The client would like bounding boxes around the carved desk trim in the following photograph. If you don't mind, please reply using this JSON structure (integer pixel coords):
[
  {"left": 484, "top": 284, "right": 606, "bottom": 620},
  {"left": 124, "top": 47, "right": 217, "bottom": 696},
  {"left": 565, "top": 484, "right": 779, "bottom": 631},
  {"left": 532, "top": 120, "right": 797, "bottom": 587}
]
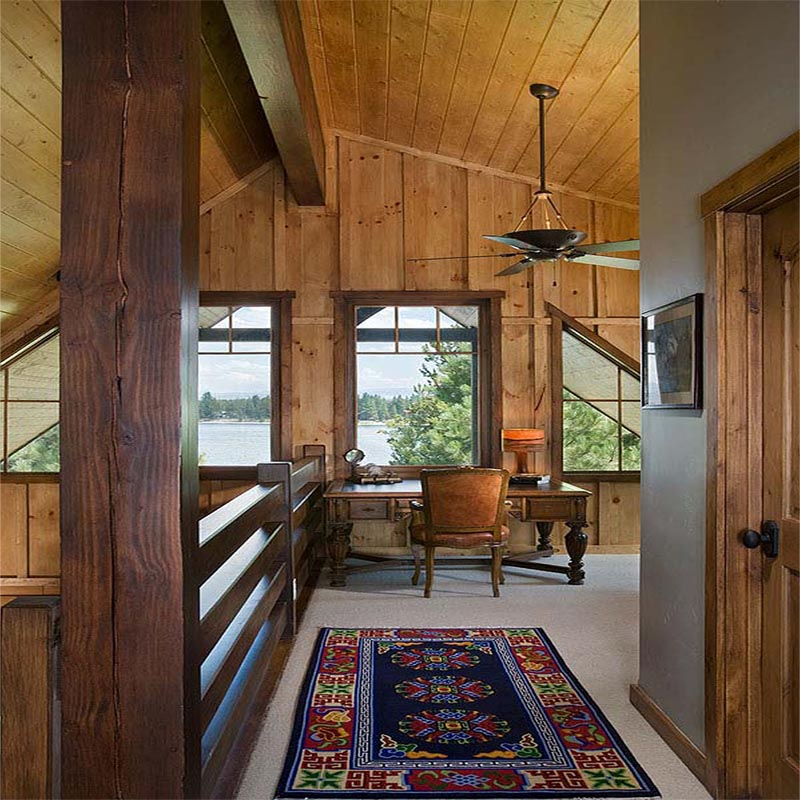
[{"left": 322, "top": 479, "right": 591, "bottom": 587}]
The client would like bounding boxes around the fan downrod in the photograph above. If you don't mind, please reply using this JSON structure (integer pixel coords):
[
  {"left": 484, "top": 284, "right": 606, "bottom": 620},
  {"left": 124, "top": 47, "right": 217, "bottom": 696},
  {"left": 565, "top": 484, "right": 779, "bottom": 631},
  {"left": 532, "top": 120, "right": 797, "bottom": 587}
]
[{"left": 529, "top": 83, "right": 559, "bottom": 100}]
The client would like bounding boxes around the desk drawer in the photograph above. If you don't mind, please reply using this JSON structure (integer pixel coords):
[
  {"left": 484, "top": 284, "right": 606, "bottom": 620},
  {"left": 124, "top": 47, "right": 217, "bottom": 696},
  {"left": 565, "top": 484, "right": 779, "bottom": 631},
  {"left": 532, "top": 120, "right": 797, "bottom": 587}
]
[
  {"left": 348, "top": 500, "right": 390, "bottom": 520},
  {"left": 525, "top": 498, "right": 574, "bottom": 520}
]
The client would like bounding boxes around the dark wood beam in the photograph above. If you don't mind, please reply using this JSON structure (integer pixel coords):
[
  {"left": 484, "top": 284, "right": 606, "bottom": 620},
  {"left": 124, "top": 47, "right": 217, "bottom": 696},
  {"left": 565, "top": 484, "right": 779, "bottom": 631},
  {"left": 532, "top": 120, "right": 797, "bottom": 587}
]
[
  {"left": 60, "top": 3, "right": 201, "bottom": 797},
  {"left": 201, "top": 0, "right": 277, "bottom": 177},
  {"left": 224, "top": 0, "right": 325, "bottom": 205}
]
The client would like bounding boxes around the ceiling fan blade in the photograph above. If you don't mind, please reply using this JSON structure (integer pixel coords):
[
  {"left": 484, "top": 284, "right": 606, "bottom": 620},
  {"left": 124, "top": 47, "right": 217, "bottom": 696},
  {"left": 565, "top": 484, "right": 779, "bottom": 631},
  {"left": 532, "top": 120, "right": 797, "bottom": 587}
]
[
  {"left": 579, "top": 238, "right": 640, "bottom": 254},
  {"left": 482, "top": 234, "right": 541, "bottom": 252},
  {"left": 570, "top": 254, "right": 640, "bottom": 270},
  {"left": 495, "top": 258, "right": 535, "bottom": 277},
  {"left": 406, "top": 253, "right": 517, "bottom": 262}
]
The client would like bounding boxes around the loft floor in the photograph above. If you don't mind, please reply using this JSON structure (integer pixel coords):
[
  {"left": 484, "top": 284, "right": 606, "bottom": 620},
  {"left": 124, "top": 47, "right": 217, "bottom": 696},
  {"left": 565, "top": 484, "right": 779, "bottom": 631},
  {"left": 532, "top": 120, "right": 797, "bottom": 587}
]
[{"left": 238, "top": 556, "right": 709, "bottom": 800}]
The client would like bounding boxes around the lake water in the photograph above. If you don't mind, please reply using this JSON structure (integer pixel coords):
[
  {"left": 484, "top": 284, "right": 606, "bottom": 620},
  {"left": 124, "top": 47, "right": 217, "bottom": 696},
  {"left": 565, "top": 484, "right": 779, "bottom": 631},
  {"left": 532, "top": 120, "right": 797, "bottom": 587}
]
[{"left": 198, "top": 421, "right": 393, "bottom": 465}]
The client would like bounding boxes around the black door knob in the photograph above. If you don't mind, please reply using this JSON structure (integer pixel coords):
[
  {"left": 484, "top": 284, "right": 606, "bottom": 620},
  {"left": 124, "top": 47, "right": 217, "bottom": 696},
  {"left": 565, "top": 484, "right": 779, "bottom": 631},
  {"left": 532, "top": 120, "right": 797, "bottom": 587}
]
[{"left": 741, "top": 521, "right": 780, "bottom": 558}]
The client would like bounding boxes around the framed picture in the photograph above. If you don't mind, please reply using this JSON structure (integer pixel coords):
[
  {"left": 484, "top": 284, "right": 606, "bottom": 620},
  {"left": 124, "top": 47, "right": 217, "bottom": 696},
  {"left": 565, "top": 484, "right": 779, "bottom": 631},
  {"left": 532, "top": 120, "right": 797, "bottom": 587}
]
[{"left": 641, "top": 293, "right": 703, "bottom": 409}]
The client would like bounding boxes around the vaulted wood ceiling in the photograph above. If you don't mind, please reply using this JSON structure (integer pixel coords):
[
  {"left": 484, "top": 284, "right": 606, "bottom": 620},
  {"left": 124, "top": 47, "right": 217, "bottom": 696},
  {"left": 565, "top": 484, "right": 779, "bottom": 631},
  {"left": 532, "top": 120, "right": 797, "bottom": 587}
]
[
  {"left": 1, "top": 0, "right": 640, "bottom": 336},
  {"left": 299, "top": 0, "right": 639, "bottom": 201},
  {"left": 0, "top": 0, "right": 275, "bottom": 333}
]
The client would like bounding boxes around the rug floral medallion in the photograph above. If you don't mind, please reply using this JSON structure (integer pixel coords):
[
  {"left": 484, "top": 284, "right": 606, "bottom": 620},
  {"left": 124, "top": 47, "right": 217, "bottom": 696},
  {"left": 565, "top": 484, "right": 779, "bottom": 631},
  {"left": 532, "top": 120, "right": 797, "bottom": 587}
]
[{"left": 276, "top": 628, "right": 659, "bottom": 799}]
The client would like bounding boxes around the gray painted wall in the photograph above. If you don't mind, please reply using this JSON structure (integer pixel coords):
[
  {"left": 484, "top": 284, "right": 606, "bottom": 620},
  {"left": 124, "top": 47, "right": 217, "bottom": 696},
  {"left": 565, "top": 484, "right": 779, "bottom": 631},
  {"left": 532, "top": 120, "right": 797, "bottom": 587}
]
[{"left": 638, "top": 0, "right": 799, "bottom": 749}]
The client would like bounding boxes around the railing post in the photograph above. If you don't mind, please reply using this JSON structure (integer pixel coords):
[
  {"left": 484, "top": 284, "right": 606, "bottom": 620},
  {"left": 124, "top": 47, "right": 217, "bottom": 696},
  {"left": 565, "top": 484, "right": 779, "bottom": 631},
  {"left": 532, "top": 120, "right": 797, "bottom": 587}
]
[
  {"left": 257, "top": 462, "right": 295, "bottom": 637},
  {"left": 1, "top": 597, "right": 61, "bottom": 799}
]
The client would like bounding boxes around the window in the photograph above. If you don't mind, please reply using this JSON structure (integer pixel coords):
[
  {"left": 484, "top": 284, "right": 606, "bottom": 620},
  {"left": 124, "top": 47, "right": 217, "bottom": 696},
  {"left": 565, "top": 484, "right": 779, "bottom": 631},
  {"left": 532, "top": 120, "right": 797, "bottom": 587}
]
[
  {"left": 551, "top": 307, "right": 641, "bottom": 476},
  {"left": 198, "top": 293, "right": 292, "bottom": 467},
  {"left": 0, "top": 329, "right": 60, "bottom": 473},
  {"left": 334, "top": 292, "right": 503, "bottom": 472}
]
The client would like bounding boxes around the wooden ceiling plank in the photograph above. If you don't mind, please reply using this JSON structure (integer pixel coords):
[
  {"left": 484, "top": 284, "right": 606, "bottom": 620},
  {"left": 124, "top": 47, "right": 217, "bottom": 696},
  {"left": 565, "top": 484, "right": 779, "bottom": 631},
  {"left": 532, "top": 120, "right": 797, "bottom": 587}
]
[
  {"left": 314, "top": 0, "right": 361, "bottom": 132},
  {"left": 0, "top": 179, "right": 60, "bottom": 239},
  {"left": 201, "top": 1, "right": 276, "bottom": 165},
  {"left": 200, "top": 159, "right": 223, "bottom": 205},
  {"left": 434, "top": 0, "right": 515, "bottom": 159},
  {"left": 512, "top": 0, "right": 639, "bottom": 175},
  {"left": 296, "top": 0, "right": 335, "bottom": 128},
  {"left": 612, "top": 172, "right": 639, "bottom": 204},
  {"left": 589, "top": 136, "right": 639, "bottom": 198},
  {"left": 0, "top": 213, "right": 58, "bottom": 262},
  {"left": 0, "top": 137, "right": 60, "bottom": 211},
  {"left": 0, "top": 287, "right": 59, "bottom": 359},
  {"left": 410, "top": 0, "right": 472, "bottom": 154},
  {"left": 352, "top": 0, "right": 390, "bottom": 140},
  {"left": 0, "top": 90, "right": 61, "bottom": 175},
  {"left": 460, "top": 0, "right": 560, "bottom": 165},
  {"left": 385, "top": 0, "right": 430, "bottom": 147},
  {"left": 487, "top": 0, "right": 607, "bottom": 173},
  {"left": 0, "top": 0, "right": 61, "bottom": 89},
  {"left": 0, "top": 267, "right": 56, "bottom": 301},
  {"left": 565, "top": 94, "right": 638, "bottom": 190},
  {"left": 547, "top": 36, "right": 638, "bottom": 184},
  {"left": 32, "top": 1, "right": 60, "bottom": 32},
  {"left": 0, "top": 32, "right": 61, "bottom": 136},
  {"left": 225, "top": 0, "right": 325, "bottom": 205},
  {"left": 200, "top": 116, "right": 240, "bottom": 190},
  {"left": 1, "top": 242, "right": 56, "bottom": 280},
  {"left": 200, "top": 43, "right": 263, "bottom": 177}
]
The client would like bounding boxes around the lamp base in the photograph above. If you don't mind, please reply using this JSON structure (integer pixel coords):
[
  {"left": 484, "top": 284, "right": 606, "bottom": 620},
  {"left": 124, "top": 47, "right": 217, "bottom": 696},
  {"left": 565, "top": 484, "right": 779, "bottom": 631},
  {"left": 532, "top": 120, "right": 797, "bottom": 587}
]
[{"left": 509, "top": 473, "right": 550, "bottom": 486}]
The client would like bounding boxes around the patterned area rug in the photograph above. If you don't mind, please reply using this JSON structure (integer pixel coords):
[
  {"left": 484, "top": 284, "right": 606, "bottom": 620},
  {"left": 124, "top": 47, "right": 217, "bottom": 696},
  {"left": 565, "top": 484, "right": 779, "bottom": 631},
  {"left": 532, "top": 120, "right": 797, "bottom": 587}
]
[{"left": 276, "top": 628, "right": 659, "bottom": 798}]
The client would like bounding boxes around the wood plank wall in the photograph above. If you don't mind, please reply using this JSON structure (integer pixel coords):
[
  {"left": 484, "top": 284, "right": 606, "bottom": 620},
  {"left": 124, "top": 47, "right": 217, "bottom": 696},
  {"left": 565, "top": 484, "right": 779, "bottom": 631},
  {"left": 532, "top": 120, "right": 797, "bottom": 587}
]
[{"left": 200, "top": 134, "right": 641, "bottom": 552}]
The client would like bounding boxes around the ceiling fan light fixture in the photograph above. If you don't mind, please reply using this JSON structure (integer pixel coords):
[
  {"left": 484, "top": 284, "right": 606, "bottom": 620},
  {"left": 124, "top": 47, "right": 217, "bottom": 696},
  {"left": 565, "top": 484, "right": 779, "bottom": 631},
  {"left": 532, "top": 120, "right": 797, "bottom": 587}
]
[{"left": 498, "top": 228, "right": 587, "bottom": 252}]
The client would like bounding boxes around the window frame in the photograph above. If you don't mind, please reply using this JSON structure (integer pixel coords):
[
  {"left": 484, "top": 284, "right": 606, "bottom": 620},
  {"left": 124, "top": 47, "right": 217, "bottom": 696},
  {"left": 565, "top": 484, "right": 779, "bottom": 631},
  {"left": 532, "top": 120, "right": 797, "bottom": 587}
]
[
  {"left": 1, "top": 325, "right": 61, "bottom": 475},
  {"left": 549, "top": 303, "right": 641, "bottom": 482},
  {"left": 332, "top": 291, "right": 504, "bottom": 478},
  {"left": 198, "top": 291, "right": 293, "bottom": 476}
]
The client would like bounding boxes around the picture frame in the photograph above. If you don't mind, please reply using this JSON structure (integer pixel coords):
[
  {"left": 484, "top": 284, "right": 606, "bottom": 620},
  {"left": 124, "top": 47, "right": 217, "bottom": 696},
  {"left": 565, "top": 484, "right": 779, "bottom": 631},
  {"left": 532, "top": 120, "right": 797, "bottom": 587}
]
[{"left": 641, "top": 293, "right": 703, "bottom": 409}]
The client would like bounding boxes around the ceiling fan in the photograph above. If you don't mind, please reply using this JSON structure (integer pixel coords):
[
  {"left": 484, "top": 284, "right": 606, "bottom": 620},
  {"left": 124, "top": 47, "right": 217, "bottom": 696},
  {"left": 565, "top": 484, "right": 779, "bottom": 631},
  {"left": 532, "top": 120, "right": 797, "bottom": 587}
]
[{"left": 409, "top": 83, "right": 640, "bottom": 277}]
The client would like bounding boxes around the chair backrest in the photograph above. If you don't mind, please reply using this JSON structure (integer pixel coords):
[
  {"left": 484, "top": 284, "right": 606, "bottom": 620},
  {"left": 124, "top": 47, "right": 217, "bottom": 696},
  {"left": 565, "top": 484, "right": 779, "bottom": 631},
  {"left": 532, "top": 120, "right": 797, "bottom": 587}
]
[{"left": 419, "top": 467, "right": 510, "bottom": 539}]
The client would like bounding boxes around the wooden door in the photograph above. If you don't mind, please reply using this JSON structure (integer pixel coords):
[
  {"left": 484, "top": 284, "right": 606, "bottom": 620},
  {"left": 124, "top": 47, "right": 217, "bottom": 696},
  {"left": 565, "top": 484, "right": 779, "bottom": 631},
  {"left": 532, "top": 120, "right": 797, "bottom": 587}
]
[{"left": 761, "top": 195, "right": 799, "bottom": 799}]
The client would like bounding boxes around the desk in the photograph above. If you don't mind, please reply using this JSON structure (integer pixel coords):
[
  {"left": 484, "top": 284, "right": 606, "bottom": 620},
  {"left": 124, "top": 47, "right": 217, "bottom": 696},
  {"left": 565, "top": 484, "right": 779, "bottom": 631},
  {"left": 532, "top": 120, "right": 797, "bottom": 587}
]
[{"left": 323, "top": 479, "right": 591, "bottom": 587}]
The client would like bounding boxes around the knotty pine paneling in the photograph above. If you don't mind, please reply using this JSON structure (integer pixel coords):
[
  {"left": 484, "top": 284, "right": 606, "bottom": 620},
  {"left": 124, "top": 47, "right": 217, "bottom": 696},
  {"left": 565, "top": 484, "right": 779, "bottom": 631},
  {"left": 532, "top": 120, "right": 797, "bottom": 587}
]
[{"left": 198, "top": 134, "right": 641, "bottom": 546}]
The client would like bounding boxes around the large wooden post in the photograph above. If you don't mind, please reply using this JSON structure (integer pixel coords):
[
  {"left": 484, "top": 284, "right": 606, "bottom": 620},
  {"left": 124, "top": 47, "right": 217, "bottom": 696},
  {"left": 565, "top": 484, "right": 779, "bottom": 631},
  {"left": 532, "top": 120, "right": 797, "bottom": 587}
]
[{"left": 60, "top": 3, "right": 200, "bottom": 797}]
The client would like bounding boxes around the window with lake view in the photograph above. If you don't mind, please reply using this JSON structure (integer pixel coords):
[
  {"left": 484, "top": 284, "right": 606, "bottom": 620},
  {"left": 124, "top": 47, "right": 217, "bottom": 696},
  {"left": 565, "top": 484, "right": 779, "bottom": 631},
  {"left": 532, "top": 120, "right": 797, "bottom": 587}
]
[
  {"left": 198, "top": 305, "right": 272, "bottom": 466},
  {"left": 355, "top": 305, "right": 479, "bottom": 466}
]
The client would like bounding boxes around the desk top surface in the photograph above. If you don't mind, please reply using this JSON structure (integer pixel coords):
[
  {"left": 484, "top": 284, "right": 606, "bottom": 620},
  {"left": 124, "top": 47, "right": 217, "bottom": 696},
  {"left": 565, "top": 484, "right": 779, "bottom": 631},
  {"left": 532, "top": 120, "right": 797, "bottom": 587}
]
[{"left": 324, "top": 478, "right": 591, "bottom": 499}]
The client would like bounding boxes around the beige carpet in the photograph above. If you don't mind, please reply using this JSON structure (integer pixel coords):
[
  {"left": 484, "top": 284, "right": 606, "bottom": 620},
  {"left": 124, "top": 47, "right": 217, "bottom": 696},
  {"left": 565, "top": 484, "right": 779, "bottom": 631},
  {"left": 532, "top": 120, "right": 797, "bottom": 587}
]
[{"left": 238, "top": 555, "right": 710, "bottom": 800}]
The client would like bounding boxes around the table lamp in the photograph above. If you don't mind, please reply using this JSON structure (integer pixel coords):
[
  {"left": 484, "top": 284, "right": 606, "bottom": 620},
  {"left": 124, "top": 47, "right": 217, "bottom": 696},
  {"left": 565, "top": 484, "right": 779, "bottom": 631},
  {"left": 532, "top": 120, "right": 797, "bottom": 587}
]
[{"left": 501, "top": 428, "right": 548, "bottom": 484}]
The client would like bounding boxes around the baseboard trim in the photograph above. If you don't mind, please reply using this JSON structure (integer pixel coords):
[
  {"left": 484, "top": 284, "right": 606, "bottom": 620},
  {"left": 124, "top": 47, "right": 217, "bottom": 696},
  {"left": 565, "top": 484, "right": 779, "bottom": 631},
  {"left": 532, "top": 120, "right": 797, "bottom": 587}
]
[{"left": 629, "top": 684, "right": 708, "bottom": 788}]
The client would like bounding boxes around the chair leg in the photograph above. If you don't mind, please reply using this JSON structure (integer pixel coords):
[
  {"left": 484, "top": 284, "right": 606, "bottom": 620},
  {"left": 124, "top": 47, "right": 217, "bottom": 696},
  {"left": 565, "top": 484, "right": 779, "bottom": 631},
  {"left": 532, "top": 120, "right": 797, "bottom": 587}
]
[
  {"left": 490, "top": 547, "right": 502, "bottom": 597},
  {"left": 499, "top": 547, "right": 506, "bottom": 584},
  {"left": 424, "top": 546, "right": 435, "bottom": 598},
  {"left": 411, "top": 544, "right": 421, "bottom": 586}
]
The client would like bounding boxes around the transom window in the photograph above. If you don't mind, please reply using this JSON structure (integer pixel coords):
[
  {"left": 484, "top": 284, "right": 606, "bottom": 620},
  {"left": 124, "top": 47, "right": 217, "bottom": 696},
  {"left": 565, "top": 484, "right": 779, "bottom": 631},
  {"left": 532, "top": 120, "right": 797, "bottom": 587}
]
[
  {"left": 198, "top": 296, "right": 288, "bottom": 467},
  {"left": 0, "top": 329, "right": 60, "bottom": 473}
]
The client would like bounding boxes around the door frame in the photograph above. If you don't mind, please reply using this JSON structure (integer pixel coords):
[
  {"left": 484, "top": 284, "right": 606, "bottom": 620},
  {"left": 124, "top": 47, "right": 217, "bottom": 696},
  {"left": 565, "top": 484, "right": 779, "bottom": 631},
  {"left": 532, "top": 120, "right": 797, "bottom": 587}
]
[{"left": 703, "top": 131, "right": 799, "bottom": 798}]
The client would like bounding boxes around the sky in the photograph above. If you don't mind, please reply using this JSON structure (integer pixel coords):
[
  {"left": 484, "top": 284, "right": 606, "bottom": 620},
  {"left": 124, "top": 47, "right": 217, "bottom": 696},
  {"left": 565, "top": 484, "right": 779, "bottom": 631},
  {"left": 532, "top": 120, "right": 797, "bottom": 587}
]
[{"left": 197, "top": 306, "right": 470, "bottom": 398}]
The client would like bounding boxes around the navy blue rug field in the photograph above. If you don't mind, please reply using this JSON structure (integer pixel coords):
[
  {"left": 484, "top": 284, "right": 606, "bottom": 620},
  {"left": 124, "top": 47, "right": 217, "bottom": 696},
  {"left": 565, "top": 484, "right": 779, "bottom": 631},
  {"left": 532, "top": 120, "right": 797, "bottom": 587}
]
[{"left": 276, "top": 628, "right": 659, "bottom": 798}]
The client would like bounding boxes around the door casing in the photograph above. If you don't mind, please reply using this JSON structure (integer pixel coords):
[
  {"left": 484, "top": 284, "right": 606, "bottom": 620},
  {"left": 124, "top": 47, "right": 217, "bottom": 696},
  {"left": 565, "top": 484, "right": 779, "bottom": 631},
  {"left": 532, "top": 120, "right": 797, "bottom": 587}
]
[{"left": 702, "top": 132, "right": 799, "bottom": 798}]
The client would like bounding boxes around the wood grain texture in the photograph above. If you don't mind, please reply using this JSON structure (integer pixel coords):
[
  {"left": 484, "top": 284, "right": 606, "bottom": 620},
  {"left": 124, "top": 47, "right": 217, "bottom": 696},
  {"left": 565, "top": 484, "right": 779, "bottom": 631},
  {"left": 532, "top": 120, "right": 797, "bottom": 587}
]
[
  {"left": 59, "top": 3, "right": 201, "bottom": 796},
  {"left": 225, "top": 0, "right": 325, "bottom": 205},
  {"left": 299, "top": 0, "right": 639, "bottom": 198},
  {"left": 0, "top": 597, "right": 61, "bottom": 800}
]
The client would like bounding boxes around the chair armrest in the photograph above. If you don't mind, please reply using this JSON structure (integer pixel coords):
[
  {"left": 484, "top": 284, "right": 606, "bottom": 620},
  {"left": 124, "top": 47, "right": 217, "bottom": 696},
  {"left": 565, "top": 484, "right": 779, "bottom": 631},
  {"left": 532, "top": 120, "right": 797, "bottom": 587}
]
[{"left": 410, "top": 500, "right": 425, "bottom": 511}]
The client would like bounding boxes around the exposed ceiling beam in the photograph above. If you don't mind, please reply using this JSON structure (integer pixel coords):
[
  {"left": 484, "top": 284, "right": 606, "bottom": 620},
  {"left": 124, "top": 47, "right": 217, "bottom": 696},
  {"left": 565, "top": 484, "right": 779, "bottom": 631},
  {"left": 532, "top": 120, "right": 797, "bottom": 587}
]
[{"left": 224, "top": 0, "right": 325, "bottom": 205}]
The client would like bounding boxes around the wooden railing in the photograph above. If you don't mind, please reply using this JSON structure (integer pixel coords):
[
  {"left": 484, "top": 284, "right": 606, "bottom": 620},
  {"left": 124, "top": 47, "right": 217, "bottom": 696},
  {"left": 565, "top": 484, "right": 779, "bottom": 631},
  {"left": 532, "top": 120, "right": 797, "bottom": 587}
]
[
  {"left": 198, "top": 445, "right": 326, "bottom": 798},
  {"left": 1, "top": 597, "right": 61, "bottom": 799}
]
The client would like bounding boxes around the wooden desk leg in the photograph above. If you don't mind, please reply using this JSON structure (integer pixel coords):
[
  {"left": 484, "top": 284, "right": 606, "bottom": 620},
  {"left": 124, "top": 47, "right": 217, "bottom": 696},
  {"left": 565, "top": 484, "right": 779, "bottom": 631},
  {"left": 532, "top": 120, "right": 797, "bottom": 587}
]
[
  {"left": 327, "top": 522, "right": 352, "bottom": 587},
  {"left": 565, "top": 519, "right": 588, "bottom": 585},
  {"left": 535, "top": 521, "right": 554, "bottom": 551}
]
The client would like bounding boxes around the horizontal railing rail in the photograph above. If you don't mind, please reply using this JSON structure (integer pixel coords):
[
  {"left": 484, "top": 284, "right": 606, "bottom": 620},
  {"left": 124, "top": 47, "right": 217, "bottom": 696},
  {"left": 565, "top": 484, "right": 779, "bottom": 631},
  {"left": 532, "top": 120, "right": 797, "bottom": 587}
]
[{"left": 198, "top": 444, "right": 326, "bottom": 799}]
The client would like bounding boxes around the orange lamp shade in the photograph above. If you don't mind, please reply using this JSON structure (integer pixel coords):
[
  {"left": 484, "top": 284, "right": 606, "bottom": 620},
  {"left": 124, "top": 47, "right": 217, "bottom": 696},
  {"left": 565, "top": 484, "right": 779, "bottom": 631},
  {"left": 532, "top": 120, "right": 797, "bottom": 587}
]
[
  {"left": 501, "top": 428, "right": 546, "bottom": 450},
  {"left": 501, "top": 428, "right": 545, "bottom": 475}
]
